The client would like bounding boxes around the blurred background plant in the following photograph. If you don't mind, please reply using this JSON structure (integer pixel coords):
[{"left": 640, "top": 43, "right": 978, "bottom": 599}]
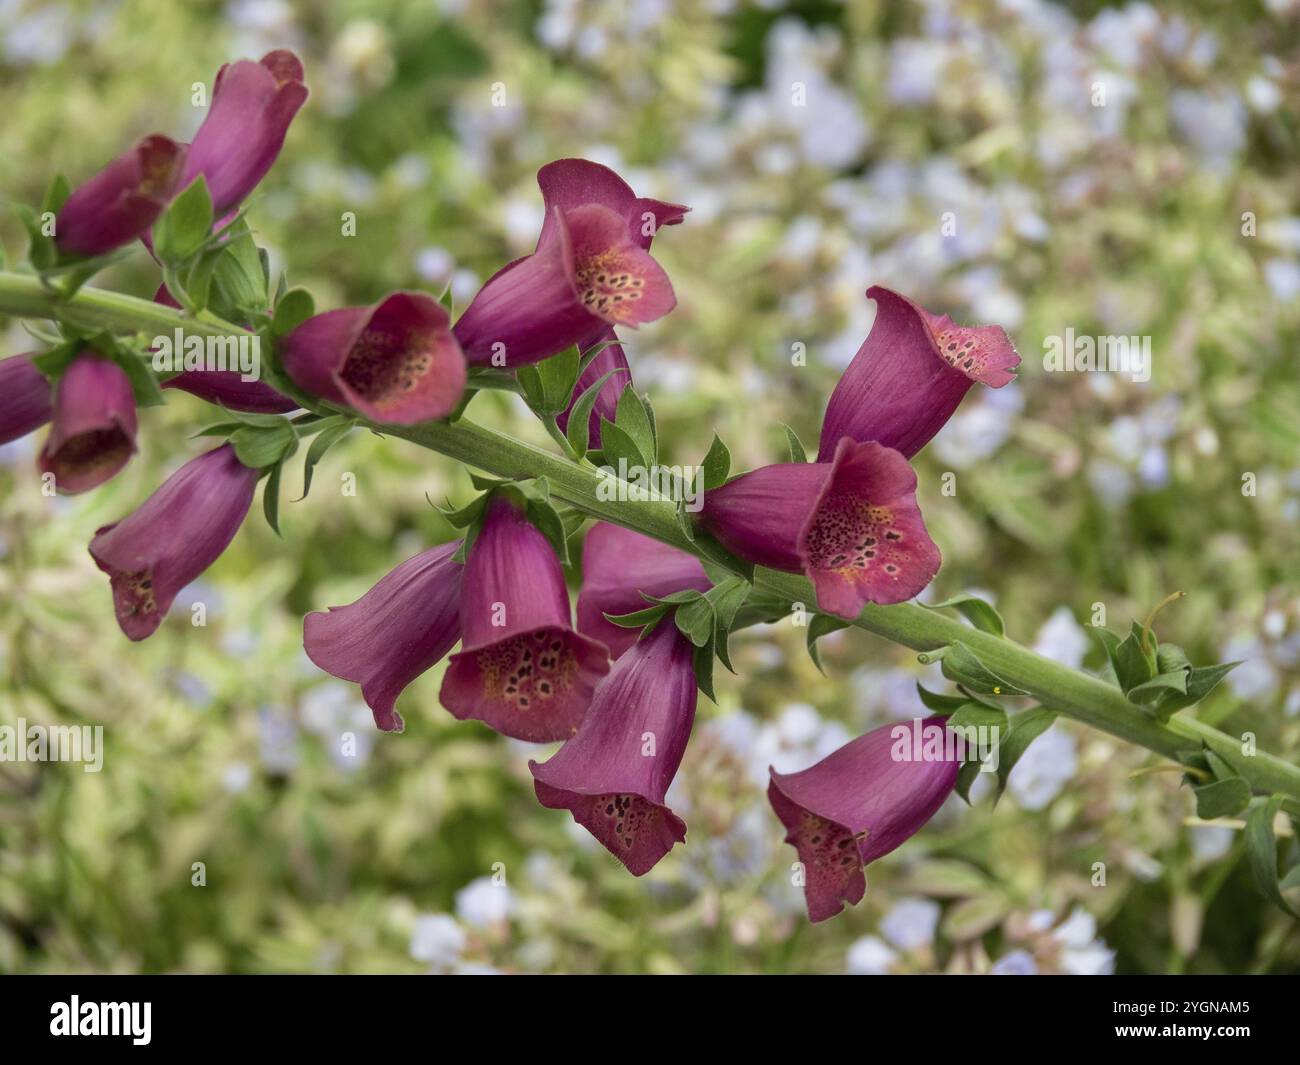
[{"left": 2, "top": 0, "right": 1299, "bottom": 974}]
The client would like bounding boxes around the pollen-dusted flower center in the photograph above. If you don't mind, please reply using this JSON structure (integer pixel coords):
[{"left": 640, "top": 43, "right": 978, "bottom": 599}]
[
  {"left": 119, "top": 568, "right": 158, "bottom": 619},
  {"left": 592, "top": 793, "right": 661, "bottom": 851},
  {"left": 340, "top": 328, "right": 436, "bottom": 405},
  {"left": 476, "top": 627, "right": 578, "bottom": 711},
  {"left": 804, "top": 492, "right": 908, "bottom": 579},
  {"left": 575, "top": 250, "right": 647, "bottom": 323},
  {"left": 51, "top": 428, "right": 132, "bottom": 477}
]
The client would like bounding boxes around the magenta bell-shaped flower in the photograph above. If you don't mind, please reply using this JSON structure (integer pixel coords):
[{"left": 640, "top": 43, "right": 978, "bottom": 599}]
[
  {"left": 576, "top": 522, "right": 710, "bottom": 659},
  {"left": 88, "top": 444, "right": 258, "bottom": 640},
  {"left": 55, "top": 135, "right": 187, "bottom": 257},
  {"left": 817, "top": 286, "right": 1020, "bottom": 461},
  {"left": 530, "top": 618, "right": 697, "bottom": 875},
  {"left": 38, "top": 353, "right": 138, "bottom": 494},
  {"left": 304, "top": 542, "right": 464, "bottom": 732},
  {"left": 769, "top": 717, "right": 960, "bottom": 922},
  {"left": 0, "top": 354, "right": 53, "bottom": 445},
  {"left": 554, "top": 328, "right": 630, "bottom": 449},
  {"left": 452, "top": 158, "right": 687, "bottom": 368},
  {"left": 280, "top": 291, "right": 467, "bottom": 424},
  {"left": 699, "top": 437, "right": 941, "bottom": 619},
  {"left": 152, "top": 285, "right": 297, "bottom": 413},
  {"left": 182, "top": 50, "right": 308, "bottom": 217},
  {"left": 440, "top": 495, "right": 609, "bottom": 741}
]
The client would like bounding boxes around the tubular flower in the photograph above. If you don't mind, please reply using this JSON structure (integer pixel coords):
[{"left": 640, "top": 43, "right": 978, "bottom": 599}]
[
  {"left": 38, "top": 353, "right": 138, "bottom": 494},
  {"left": 0, "top": 354, "right": 53, "bottom": 445},
  {"left": 576, "top": 522, "right": 710, "bottom": 659},
  {"left": 769, "top": 718, "right": 961, "bottom": 922},
  {"left": 817, "top": 286, "right": 1019, "bottom": 461},
  {"left": 88, "top": 444, "right": 258, "bottom": 640},
  {"left": 280, "top": 291, "right": 467, "bottom": 424},
  {"left": 530, "top": 618, "right": 696, "bottom": 875},
  {"left": 55, "top": 135, "right": 186, "bottom": 257},
  {"left": 452, "top": 158, "right": 686, "bottom": 368},
  {"left": 440, "top": 495, "right": 609, "bottom": 741},
  {"left": 304, "top": 542, "right": 463, "bottom": 732},
  {"left": 182, "top": 50, "right": 309, "bottom": 217},
  {"left": 699, "top": 437, "right": 941, "bottom": 619}
]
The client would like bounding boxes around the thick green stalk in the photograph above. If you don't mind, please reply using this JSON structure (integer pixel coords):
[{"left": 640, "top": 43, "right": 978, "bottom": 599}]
[{"left": 4, "top": 270, "right": 1299, "bottom": 805}]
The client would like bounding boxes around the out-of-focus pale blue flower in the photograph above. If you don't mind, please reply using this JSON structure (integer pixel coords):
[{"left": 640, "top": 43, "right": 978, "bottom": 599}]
[
  {"left": 257, "top": 705, "right": 300, "bottom": 774},
  {"left": 1190, "top": 825, "right": 1234, "bottom": 864},
  {"left": 415, "top": 246, "right": 455, "bottom": 285},
  {"left": 1222, "top": 636, "right": 1278, "bottom": 700},
  {"left": 455, "top": 876, "right": 513, "bottom": 929},
  {"left": 1007, "top": 725, "right": 1077, "bottom": 810},
  {"left": 887, "top": 40, "right": 949, "bottom": 105},
  {"left": 222, "top": 762, "right": 253, "bottom": 794},
  {"left": 1264, "top": 259, "right": 1300, "bottom": 303},
  {"left": 845, "top": 935, "right": 898, "bottom": 975},
  {"left": 1033, "top": 606, "right": 1090, "bottom": 669},
  {"left": 1170, "top": 88, "right": 1246, "bottom": 170},
  {"left": 851, "top": 666, "right": 924, "bottom": 723},
  {"left": 880, "top": 897, "right": 942, "bottom": 951},
  {"left": 991, "top": 948, "right": 1038, "bottom": 975},
  {"left": 2, "top": 2, "right": 75, "bottom": 65},
  {"left": 410, "top": 913, "right": 467, "bottom": 967},
  {"left": 931, "top": 382, "right": 1024, "bottom": 468}
]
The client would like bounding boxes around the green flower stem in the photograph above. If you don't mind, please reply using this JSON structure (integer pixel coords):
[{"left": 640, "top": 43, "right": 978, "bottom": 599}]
[{"left": 5, "top": 270, "right": 1300, "bottom": 807}]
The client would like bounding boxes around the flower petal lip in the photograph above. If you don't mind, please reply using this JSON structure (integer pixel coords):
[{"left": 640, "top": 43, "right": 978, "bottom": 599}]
[
  {"left": 536, "top": 157, "right": 689, "bottom": 252},
  {"left": 304, "top": 542, "right": 463, "bottom": 732},
  {"left": 816, "top": 286, "right": 1020, "bottom": 461},
  {"left": 567, "top": 203, "right": 676, "bottom": 327},
  {"left": 440, "top": 495, "right": 610, "bottom": 742},
  {"left": 530, "top": 619, "right": 696, "bottom": 875},
  {"left": 88, "top": 444, "right": 258, "bottom": 640},
  {"left": 768, "top": 717, "right": 960, "bottom": 922},
  {"left": 38, "top": 353, "right": 138, "bottom": 494},
  {"left": 0, "top": 353, "right": 54, "bottom": 445},
  {"left": 797, "top": 438, "right": 941, "bottom": 618},
  {"left": 55, "top": 135, "right": 187, "bottom": 257},
  {"left": 280, "top": 291, "right": 467, "bottom": 424},
  {"left": 576, "top": 522, "right": 711, "bottom": 659},
  {"left": 183, "top": 50, "right": 308, "bottom": 217}
]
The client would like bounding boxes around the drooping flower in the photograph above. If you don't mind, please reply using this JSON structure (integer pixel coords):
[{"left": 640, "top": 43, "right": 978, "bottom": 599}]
[
  {"left": 55, "top": 135, "right": 187, "bottom": 257},
  {"left": 768, "top": 717, "right": 960, "bottom": 922},
  {"left": 576, "top": 522, "right": 710, "bottom": 659},
  {"left": 182, "top": 50, "right": 309, "bottom": 217},
  {"left": 452, "top": 158, "right": 687, "bottom": 368},
  {"left": 817, "top": 286, "right": 1019, "bottom": 461},
  {"left": 530, "top": 618, "right": 696, "bottom": 875},
  {"left": 0, "top": 354, "right": 53, "bottom": 445},
  {"left": 554, "top": 328, "right": 630, "bottom": 449},
  {"left": 699, "top": 437, "right": 940, "bottom": 618},
  {"left": 441, "top": 495, "right": 609, "bottom": 741},
  {"left": 153, "top": 285, "right": 296, "bottom": 413},
  {"left": 88, "top": 444, "right": 258, "bottom": 640},
  {"left": 304, "top": 542, "right": 463, "bottom": 732},
  {"left": 38, "top": 353, "right": 137, "bottom": 494},
  {"left": 280, "top": 291, "right": 467, "bottom": 424}
]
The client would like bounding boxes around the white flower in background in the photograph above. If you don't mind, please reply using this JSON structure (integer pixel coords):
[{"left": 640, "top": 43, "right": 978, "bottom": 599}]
[
  {"left": 880, "top": 897, "right": 942, "bottom": 952},
  {"left": 991, "top": 948, "right": 1038, "bottom": 975},
  {"left": 931, "top": 383, "right": 1024, "bottom": 468},
  {"left": 1264, "top": 259, "right": 1300, "bottom": 303},
  {"left": 887, "top": 39, "right": 949, "bottom": 105},
  {"left": 410, "top": 913, "right": 467, "bottom": 968},
  {"left": 845, "top": 935, "right": 898, "bottom": 975},
  {"left": 455, "top": 876, "right": 513, "bottom": 929},
  {"left": 851, "top": 666, "right": 923, "bottom": 723},
  {"left": 221, "top": 762, "right": 253, "bottom": 794},
  {"left": 1221, "top": 636, "right": 1277, "bottom": 701},
  {"left": 1170, "top": 89, "right": 1246, "bottom": 171},
  {"left": 1190, "top": 825, "right": 1234, "bottom": 864},
  {"left": 257, "top": 705, "right": 299, "bottom": 774},
  {"left": 415, "top": 246, "right": 455, "bottom": 285},
  {"left": 1007, "top": 725, "right": 1077, "bottom": 810},
  {"left": 1033, "top": 607, "right": 1090, "bottom": 669}
]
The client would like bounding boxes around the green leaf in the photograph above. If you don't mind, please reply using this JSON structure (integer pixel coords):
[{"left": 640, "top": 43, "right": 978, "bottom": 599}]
[
  {"left": 700, "top": 434, "right": 730, "bottom": 491},
  {"left": 295, "top": 417, "right": 353, "bottom": 501},
  {"left": 941, "top": 894, "right": 1013, "bottom": 940},
  {"left": 153, "top": 175, "right": 213, "bottom": 263},
  {"left": 1246, "top": 797, "right": 1299, "bottom": 919},
  {"left": 230, "top": 421, "right": 297, "bottom": 469},
  {"left": 1127, "top": 670, "right": 1189, "bottom": 705},
  {"left": 262, "top": 461, "right": 283, "bottom": 536},
  {"left": 43, "top": 173, "right": 73, "bottom": 216},
  {"left": 940, "top": 642, "right": 1028, "bottom": 697},
  {"left": 1111, "top": 623, "right": 1157, "bottom": 694},
  {"left": 1156, "top": 643, "right": 1192, "bottom": 677},
  {"left": 207, "top": 219, "right": 269, "bottom": 319},
  {"left": 925, "top": 594, "right": 1006, "bottom": 637},
  {"left": 705, "top": 577, "right": 751, "bottom": 673},
  {"left": 272, "top": 288, "right": 316, "bottom": 337},
  {"left": 597, "top": 418, "right": 647, "bottom": 478},
  {"left": 692, "top": 635, "right": 717, "bottom": 703},
  {"left": 955, "top": 760, "right": 983, "bottom": 805},
  {"left": 614, "top": 383, "right": 655, "bottom": 467},
  {"left": 806, "top": 613, "right": 850, "bottom": 674},
  {"left": 1193, "top": 778, "right": 1252, "bottom": 819},
  {"left": 564, "top": 367, "right": 627, "bottom": 457},
  {"left": 520, "top": 344, "right": 582, "bottom": 416},
  {"left": 781, "top": 423, "right": 808, "bottom": 463},
  {"left": 111, "top": 347, "right": 167, "bottom": 408},
  {"left": 524, "top": 497, "right": 571, "bottom": 566},
  {"left": 604, "top": 603, "right": 673, "bottom": 630},
  {"left": 674, "top": 597, "right": 716, "bottom": 648},
  {"left": 916, "top": 684, "right": 971, "bottom": 714},
  {"left": 1151, "top": 661, "right": 1240, "bottom": 716},
  {"left": 14, "top": 203, "right": 56, "bottom": 270},
  {"left": 947, "top": 703, "right": 1009, "bottom": 734},
  {"left": 993, "top": 707, "right": 1057, "bottom": 805}
]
